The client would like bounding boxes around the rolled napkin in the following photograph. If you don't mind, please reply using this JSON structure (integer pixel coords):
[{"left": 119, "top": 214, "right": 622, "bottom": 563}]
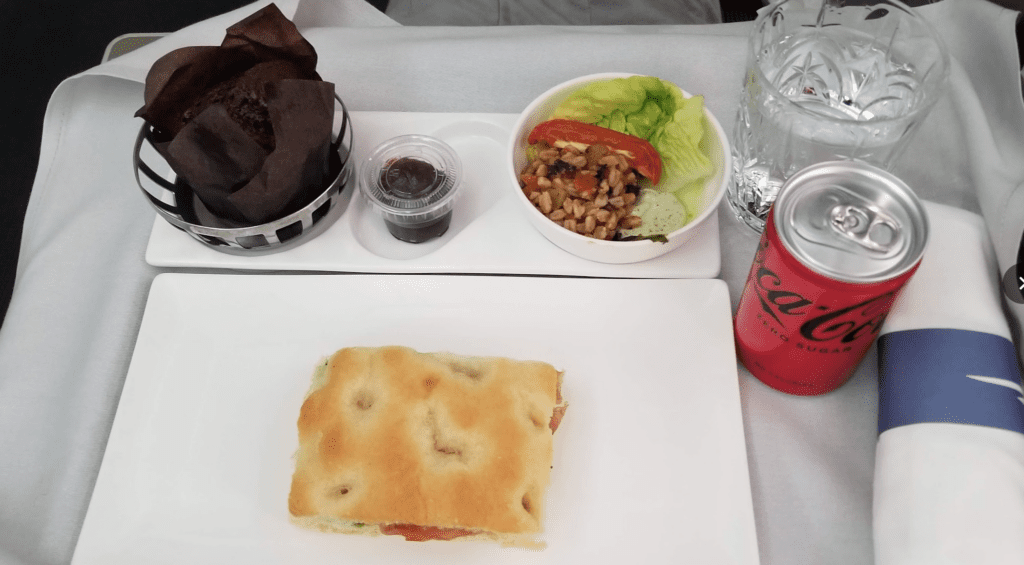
[{"left": 874, "top": 202, "right": 1024, "bottom": 564}]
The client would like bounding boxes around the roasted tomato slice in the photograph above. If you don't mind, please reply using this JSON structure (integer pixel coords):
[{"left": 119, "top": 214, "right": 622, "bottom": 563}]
[
  {"left": 379, "top": 523, "right": 476, "bottom": 542},
  {"left": 527, "top": 118, "right": 662, "bottom": 184}
]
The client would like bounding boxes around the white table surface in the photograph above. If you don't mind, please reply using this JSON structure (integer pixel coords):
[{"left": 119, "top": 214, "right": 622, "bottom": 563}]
[{"left": 2, "top": 0, "right": 1023, "bottom": 564}]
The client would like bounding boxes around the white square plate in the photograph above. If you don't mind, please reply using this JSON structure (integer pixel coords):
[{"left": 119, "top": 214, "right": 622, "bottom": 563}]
[{"left": 72, "top": 274, "right": 757, "bottom": 564}]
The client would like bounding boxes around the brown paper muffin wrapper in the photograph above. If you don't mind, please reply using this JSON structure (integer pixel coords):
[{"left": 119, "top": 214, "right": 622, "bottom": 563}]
[{"left": 136, "top": 3, "right": 335, "bottom": 225}]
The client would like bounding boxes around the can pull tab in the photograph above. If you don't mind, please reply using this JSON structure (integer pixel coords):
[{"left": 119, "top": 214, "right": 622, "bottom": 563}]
[{"left": 829, "top": 203, "right": 902, "bottom": 253}]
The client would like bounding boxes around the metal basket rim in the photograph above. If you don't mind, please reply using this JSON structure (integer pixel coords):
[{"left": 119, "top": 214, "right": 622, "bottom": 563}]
[{"left": 133, "top": 94, "right": 353, "bottom": 239}]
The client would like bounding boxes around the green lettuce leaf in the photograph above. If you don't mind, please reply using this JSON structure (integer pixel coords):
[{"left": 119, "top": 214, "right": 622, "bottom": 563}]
[{"left": 650, "top": 95, "right": 713, "bottom": 193}]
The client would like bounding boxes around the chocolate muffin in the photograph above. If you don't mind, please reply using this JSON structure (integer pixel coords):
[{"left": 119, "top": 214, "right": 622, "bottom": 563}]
[
  {"left": 136, "top": 4, "right": 337, "bottom": 226},
  {"left": 179, "top": 59, "right": 310, "bottom": 153}
]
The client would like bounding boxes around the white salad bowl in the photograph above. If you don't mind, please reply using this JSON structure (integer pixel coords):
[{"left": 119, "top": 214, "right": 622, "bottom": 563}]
[{"left": 507, "top": 72, "right": 731, "bottom": 264}]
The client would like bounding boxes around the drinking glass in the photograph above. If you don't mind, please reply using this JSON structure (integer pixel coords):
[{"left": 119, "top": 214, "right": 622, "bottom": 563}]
[{"left": 727, "top": 0, "right": 949, "bottom": 232}]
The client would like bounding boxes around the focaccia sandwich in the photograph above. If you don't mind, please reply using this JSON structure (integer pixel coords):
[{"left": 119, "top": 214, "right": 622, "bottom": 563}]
[{"left": 288, "top": 346, "right": 567, "bottom": 547}]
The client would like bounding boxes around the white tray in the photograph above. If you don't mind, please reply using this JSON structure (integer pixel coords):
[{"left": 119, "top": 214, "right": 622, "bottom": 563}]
[
  {"left": 145, "top": 112, "right": 721, "bottom": 278},
  {"left": 72, "top": 273, "right": 758, "bottom": 564}
]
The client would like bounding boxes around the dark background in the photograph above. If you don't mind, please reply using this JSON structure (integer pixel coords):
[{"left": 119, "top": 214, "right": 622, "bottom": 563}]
[{"left": 0, "top": 0, "right": 1017, "bottom": 330}]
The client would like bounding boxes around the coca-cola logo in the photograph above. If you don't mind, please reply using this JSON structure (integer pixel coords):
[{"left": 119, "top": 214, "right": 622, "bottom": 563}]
[
  {"left": 754, "top": 265, "right": 812, "bottom": 326},
  {"left": 798, "top": 293, "right": 894, "bottom": 343},
  {"left": 752, "top": 249, "right": 894, "bottom": 345}
]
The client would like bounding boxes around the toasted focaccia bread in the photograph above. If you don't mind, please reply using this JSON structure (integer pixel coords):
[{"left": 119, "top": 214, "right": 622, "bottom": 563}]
[{"left": 288, "top": 346, "right": 566, "bottom": 546}]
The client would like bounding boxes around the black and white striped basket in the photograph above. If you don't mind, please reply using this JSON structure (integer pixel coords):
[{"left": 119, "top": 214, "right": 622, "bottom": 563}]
[{"left": 133, "top": 95, "right": 353, "bottom": 255}]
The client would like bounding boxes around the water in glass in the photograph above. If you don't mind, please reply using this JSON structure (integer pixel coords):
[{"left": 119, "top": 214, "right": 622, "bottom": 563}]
[{"left": 729, "top": 10, "right": 944, "bottom": 232}]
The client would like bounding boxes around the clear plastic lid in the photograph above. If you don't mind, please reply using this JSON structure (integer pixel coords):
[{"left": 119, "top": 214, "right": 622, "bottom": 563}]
[{"left": 358, "top": 134, "right": 463, "bottom": 225}]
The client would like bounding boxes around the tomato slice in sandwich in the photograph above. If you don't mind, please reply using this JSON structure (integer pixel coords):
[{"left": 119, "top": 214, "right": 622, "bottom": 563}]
[
  {"left": 527, "top": 118, "right": 662, "bottom": 185},
  {"left": 379, "top": 523, "right": 476, "bottom": 542}
]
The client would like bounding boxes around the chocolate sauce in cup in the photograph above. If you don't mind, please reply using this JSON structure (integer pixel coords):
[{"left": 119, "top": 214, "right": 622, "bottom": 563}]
[{"left": 359, "top": 135, "right": 463, "bottom": 243}]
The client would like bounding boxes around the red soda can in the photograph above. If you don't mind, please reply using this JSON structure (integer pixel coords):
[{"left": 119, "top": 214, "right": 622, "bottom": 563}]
[{"left": 734, "top": 161, "right": 929, "bottom": 395}]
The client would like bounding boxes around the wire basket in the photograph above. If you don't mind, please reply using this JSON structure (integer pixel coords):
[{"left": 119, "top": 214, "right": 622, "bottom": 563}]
[{"left": 133, "top": 95, "right": 354, "bottom": 255}]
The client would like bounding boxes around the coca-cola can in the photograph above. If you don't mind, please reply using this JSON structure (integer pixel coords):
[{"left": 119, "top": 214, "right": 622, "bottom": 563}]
[{"left": 734, "top": 161, "right": 929, "bottom": 396}]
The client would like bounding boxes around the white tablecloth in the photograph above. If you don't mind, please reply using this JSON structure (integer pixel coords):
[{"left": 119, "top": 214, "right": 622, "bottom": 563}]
[{"left": 1, "top": 0, "right": 1022, "bottom": 564}]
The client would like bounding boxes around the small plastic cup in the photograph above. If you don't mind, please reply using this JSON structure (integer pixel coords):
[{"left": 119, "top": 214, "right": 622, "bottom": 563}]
[{"left": 359, "top": 135, "right": 463, "bottom": 243}]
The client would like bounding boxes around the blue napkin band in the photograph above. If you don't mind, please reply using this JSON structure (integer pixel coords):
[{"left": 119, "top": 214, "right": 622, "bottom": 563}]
[{"left": 877, "top": 329, "right": 1024, "bottom": 435}]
